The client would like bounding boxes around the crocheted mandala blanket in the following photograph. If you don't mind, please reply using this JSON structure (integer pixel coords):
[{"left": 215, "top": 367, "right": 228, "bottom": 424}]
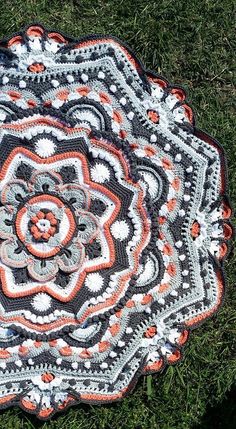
[{"left": 0, "top": 23, "right": 233, "bottom": 419}]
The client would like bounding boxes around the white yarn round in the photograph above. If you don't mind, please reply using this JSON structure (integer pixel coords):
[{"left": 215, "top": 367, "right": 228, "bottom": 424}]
[
  {"left": 31, "top": 293, "right": 52, "bottom": 312},
  {"left": 35, "top": 138, "right": 56, "bottom": 158},
  {"left": 111, "top": 220, "right": 129, "bottom": 240},
  {"left": 85, "top": 273, "right": 104, "bottom": 292},
  {"left": 91, "top": 163, "right": 110, "bottom": 183}
]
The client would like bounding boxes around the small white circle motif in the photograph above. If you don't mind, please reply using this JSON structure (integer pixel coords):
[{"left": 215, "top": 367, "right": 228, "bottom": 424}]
[
  {"left": 91, "top": 163, "right": 110, "bottom": 183},
  {"left": 35, "top": 138, "right": 56, "bottom": 158},
  {"left": 85, "top": 273, "right": 104, "bottom": 292},
  {"left": 31, "top": 293, "right": 52, "bottom": 312},
  {"left": 111, "top": 220, "right": 129, "bottom": 240}
]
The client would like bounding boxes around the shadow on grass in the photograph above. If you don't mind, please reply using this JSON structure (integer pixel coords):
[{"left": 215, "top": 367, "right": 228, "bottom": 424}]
[{"left": 193, "top": 387, "right": 236, "bottom": 429}]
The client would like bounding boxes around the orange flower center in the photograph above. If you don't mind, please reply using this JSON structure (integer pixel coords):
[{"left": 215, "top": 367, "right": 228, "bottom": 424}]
[
  {"left": 28, "top": 63, "right": 45, "bottom": 73},
  {"left": 191, "top": 221, "right": 201, "bottom": 238},
  {"left": 41, "top": 372, "right": 55, "bottom": 383},
  {"left": 30, "top": 210, "right": 58, "bottom": 241},
  {"left": 147, "top": 110, "right": 159, "bottom": 123},
  {"left": 144, "top": 326, "right": 157, "bottom": 338}
]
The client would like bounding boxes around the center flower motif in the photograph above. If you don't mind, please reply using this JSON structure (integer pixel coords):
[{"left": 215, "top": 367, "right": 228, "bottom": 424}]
[
  {"left": 0, "top": 169, "right": 99, "bottom": 282},
  {"left": 0, "top": 130, "right": 149, "bottom": 333},
  {"left": 30, "top": 210, "right": 58, "bottom": 241}
]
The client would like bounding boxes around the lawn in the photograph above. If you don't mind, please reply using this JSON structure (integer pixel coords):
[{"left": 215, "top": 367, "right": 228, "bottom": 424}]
[{"left": 0, "top": 1, "right": 235, "bottom": 428}]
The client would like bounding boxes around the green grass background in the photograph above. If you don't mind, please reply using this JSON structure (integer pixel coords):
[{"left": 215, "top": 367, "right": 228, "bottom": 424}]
[{"left": 0, "top": 1, "right": 235, "bottom": 428}]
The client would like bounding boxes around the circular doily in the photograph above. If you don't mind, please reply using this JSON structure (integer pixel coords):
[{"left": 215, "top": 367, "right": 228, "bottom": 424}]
[{"left": 0, "top": 23, "right": 233, "bottom": 419}]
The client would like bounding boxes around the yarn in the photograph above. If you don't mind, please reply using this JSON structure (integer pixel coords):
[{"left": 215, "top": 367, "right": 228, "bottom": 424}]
[{"left": 0, "top": 23, "right": 233, "bottom": 420}]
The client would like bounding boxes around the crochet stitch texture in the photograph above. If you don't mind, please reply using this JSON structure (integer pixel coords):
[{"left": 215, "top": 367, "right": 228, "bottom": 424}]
[{"left": 0, "top": 23, "right": 233, "bottom": 419}]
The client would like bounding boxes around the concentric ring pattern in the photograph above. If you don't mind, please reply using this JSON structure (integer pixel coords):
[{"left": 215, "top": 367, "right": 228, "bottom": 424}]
[{"left": 0, "top": 23, "right": 233, "bottom": 419}]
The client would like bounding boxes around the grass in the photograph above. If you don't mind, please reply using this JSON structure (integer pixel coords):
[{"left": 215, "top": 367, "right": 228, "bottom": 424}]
[{"left": 0, "top": 1, "right": 235, "bottom": 428}]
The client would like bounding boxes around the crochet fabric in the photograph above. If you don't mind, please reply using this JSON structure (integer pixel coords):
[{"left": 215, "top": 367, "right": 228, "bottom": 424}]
[{"left": 0, "top": 23, "right": 233, "bottom": 419}]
